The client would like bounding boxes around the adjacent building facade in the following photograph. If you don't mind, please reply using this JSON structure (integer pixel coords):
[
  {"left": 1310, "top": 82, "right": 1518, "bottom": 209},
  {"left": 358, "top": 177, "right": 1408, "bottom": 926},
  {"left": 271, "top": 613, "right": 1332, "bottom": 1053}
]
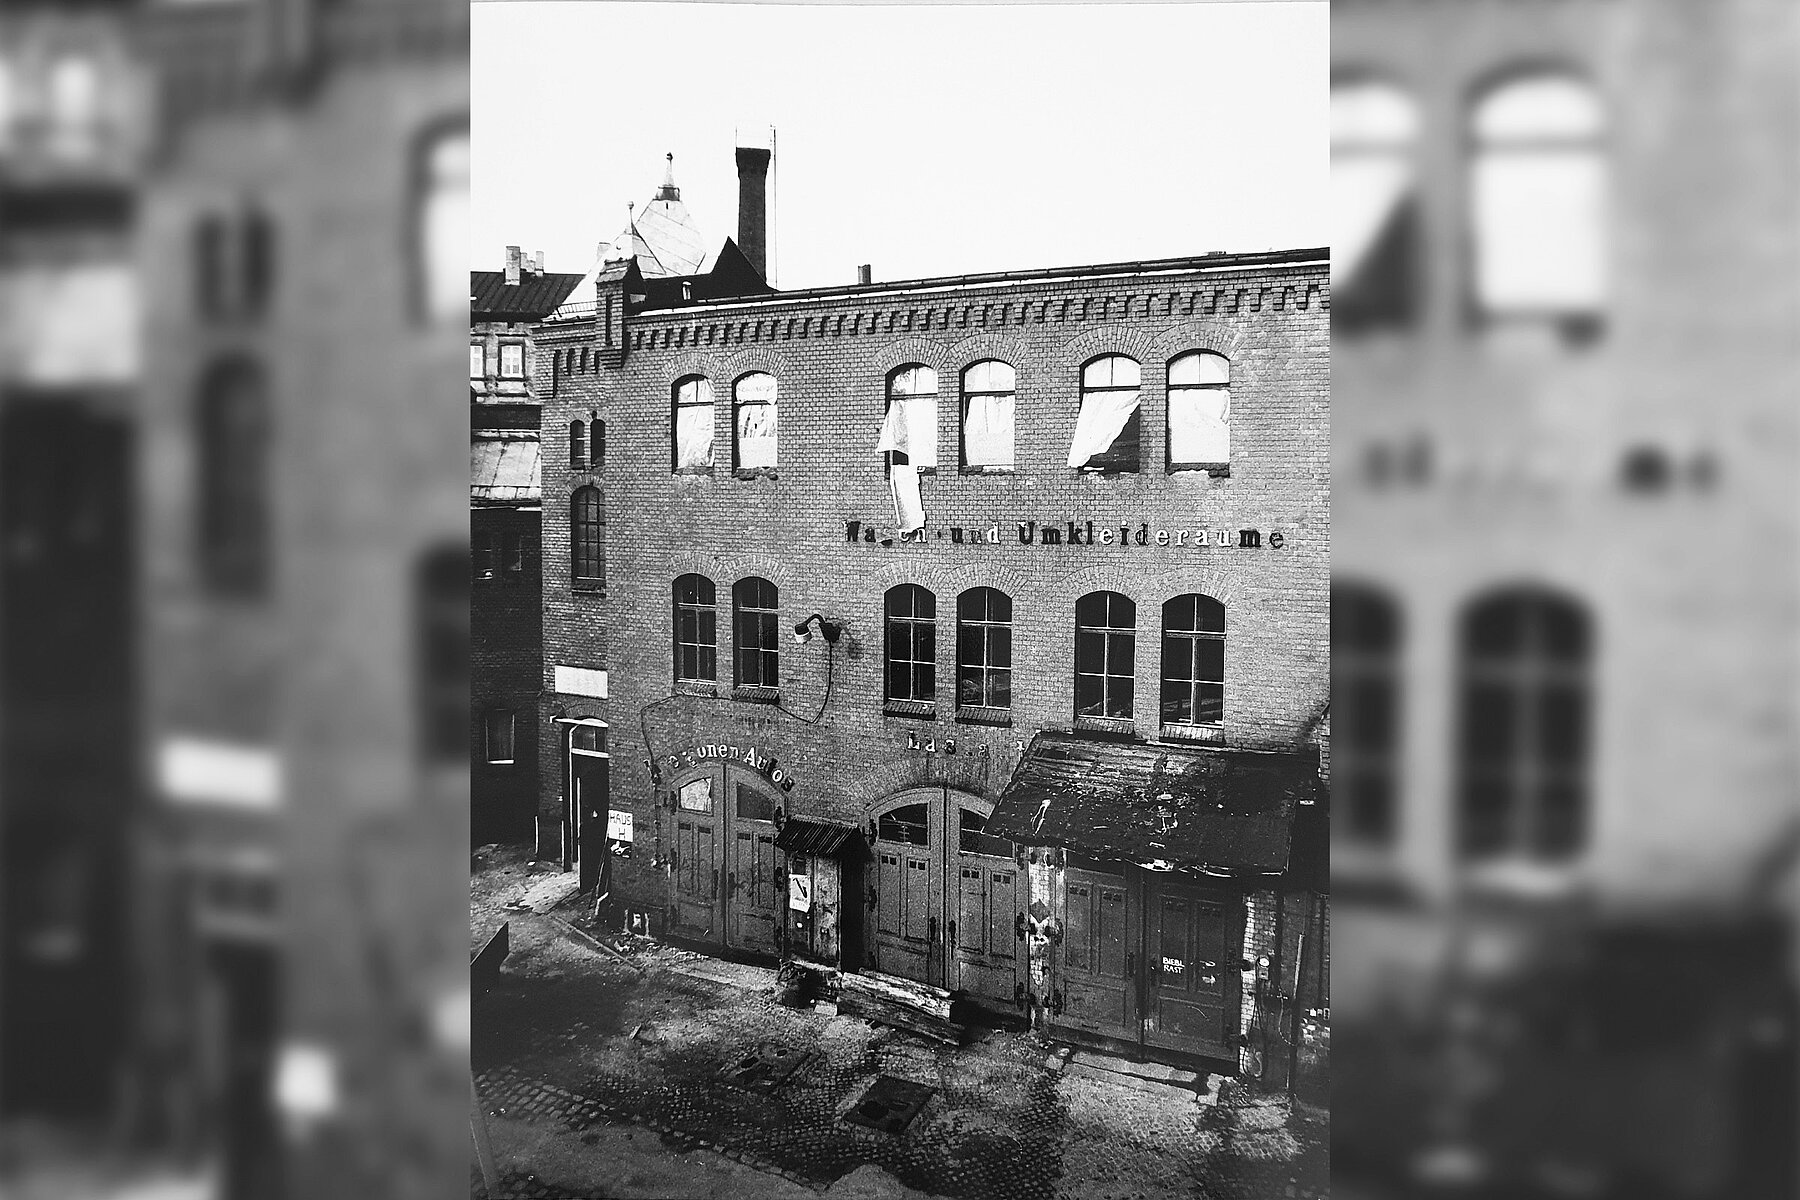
[{"left": 533, "top": 152, "right": 1330, "bottom": 1076}]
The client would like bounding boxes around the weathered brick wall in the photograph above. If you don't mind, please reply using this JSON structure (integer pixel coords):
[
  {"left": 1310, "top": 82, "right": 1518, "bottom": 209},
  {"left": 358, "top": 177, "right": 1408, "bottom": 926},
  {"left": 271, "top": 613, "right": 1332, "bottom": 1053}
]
[{"left": 538, "top": 258, "right": 1329, "bottom": 915}]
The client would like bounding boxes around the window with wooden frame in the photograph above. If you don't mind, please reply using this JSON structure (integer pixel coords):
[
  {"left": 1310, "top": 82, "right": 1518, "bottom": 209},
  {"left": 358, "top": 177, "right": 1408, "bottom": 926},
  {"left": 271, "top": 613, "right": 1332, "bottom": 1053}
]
[
  {"left": 570, "top": 486, "right": 603, "bottom": 587},
  {"left": 1457, "top": 588, "right": 1590, "bottom": 862},
  {"left": 884, "top": 584, "right": 937, "bottom": 714},
  {"left": 956, "top": 587, "right": 1013, "bottom": 719},
  {"left": 733, "top": 576, "right": 780, "bottom": 695},
  {"left": 1335, "top": 582, "right": 1402, "bottom": 846},
  {"left": 673, "top": 573, "right": 717, "bottom": 685},
  {"left": 1075, "top": 591, "right": 1136, "bottom": 725},
  {"left": 483, "top": 709, "right": 516, "bottom": 764},
  {"left": 1161, "top": 593, "right": 1225, "bottom": 731}
]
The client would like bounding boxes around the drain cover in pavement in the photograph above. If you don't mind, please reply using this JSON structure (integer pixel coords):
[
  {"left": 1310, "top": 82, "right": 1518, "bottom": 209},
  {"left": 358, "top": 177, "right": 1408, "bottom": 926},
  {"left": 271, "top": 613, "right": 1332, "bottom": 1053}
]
[
  {"left": 720, "top": 1041, "right": 814, "bottom": 1092},
  {"left": 841, "top": 1075, "right": 935, "bottom": 1134}
]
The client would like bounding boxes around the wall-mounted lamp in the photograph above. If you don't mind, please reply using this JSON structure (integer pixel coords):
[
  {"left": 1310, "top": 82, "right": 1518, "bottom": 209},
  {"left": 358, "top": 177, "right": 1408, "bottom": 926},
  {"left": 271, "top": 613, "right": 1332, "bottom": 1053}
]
[{"left": 793, "top": 613, "right": 843, "bottom": 645}]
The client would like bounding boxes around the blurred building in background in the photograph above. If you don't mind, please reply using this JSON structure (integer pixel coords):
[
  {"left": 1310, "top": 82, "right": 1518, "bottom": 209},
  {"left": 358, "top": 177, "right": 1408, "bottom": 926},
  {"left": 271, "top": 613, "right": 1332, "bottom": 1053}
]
[
  {"left": 470, "top": 249, "right": 578, "bottom": 848},
  {"left": 0, "top": 1, "right": 145, "bottom": 1131},
  {"left": 1332, "top": 1, "right": 1798, "bottom": 1195},
  {"left": 3, "top": 0, "right": 469, "bottom": 1196}
]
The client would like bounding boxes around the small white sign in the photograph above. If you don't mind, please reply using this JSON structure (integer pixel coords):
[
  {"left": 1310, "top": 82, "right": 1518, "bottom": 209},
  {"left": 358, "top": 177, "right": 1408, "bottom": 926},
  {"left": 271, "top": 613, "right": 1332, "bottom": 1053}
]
[
  {"left": 788, "top": 873, "right": 813, "bottom": 912},
  {"left": 606, "top": 810, "right": 633, "bottom": 842},
  {"left": 159, "top": 737, "right": 282, "bottom": 810},
  {"left": 1161, "top": 956, "right": 1185, "bottom": 976},
  {"left": 554, "top": 665, "right": 608, "bottom": 698}
]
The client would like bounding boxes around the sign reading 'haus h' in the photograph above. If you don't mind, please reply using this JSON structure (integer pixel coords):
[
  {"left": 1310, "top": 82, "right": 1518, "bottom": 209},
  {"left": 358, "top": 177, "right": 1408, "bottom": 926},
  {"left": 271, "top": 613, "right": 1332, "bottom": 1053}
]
[{"left": 845, "top": 519, "right": 1288, "bottom": 550}]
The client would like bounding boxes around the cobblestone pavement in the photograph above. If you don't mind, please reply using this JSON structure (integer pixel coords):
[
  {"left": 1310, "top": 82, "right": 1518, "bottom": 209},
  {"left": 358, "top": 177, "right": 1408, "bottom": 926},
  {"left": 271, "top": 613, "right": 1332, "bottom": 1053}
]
[{"left": 472, "top": 857, "right": 1326, "bottom": 1200}]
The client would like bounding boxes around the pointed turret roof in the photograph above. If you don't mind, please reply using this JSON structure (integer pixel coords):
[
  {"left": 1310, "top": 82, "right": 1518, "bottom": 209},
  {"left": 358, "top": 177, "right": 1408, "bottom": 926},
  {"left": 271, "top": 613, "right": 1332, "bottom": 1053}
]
[{"left": 610, "top": 153, "right": 707, "bottom": 279}]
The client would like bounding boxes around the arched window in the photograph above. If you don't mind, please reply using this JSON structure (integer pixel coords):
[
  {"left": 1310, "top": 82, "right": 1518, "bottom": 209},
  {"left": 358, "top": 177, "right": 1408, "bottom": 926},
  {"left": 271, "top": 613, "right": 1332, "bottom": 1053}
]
[
  {"left": 570, "top": 486, "right": 603, "bottom": 586},
  {"left": 47, "top": 54, "right": 102, "bottom": 159},
  {"left": 414, "top": 543, "right": 468, "bottom": 763},
  {"left": 734, "top": 372, "right": 778, "bottom": 471},
  {"left": 1161, "top": 594, "right": 1225, "bottom": 730},
  {"left": 960, "top": 360, "right": 1015, "bottom": 471},
  {"left": 1332, "top": 76, "right": 1420, "bottom": 331},
  {"left": 416, "top": 124, "right": 469, "bottom": 324},
  {"left": 196, "top": 357, "right": 270, "bottom": 596},
  {"left": 194, "top": 207, "right": 275, "bottom": 322},
  {"left": 1457, "top": 587, "right": 1590, "bottom": 861},
  {"left": 673, "top": 574, "right": 717, "bottom": 684},
  {"left": 568, "top": 420, "right": 586, "bottom": 470},
  {"left": 881, "top": 365, "right": 938, "bottom": 470},
  {"left": 1334, "top": 582, "right": 1402, "bottom": 844},
  {"left": 884, "top": 584, "right": 937, "bottom": 708},
  {"left": 956, "top": 587, "right": 1013, "bottom": 715},
  {"left": 591, "top": 420, "right": 605, "bottom": 468},
  {"left": 1075, "top": 592, "right": 1136, "bottom": 722},
  {"left": 1469, "top": 71, "right": 1605, "bottom": 333},
  {"left": 673, "top": 375, "right": 714, "bottom": 472},
  {"left": 1070, "top": 356, "right": 1140, "bottom": 473},
  {"left": 733, "top": 577, "right": 780, "bottom": 692},
  {"left": 1167, "top": 352, "right": 1230, "bottom": 472}
]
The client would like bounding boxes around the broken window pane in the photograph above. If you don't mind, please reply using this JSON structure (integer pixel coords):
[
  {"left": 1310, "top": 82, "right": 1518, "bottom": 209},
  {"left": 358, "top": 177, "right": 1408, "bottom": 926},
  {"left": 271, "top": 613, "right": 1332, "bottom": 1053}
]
[{"left": 734, "top": 372, "right": 778, "bottom": 469}]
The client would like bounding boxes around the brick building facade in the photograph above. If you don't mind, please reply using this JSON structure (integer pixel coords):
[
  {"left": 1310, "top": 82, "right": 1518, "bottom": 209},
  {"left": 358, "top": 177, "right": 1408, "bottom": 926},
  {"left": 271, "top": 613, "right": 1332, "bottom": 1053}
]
[
  {"left": 470, "top": 250, "right": 582, "bottom": 844},
  {"left": 533, "top": 154, "right": 1329, "bottom": 1074}
]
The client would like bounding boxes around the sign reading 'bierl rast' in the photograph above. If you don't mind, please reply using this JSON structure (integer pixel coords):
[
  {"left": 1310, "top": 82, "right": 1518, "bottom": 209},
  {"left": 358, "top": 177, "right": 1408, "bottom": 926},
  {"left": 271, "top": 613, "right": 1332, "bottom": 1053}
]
[{"left": 844, "top": 519, "right": 1289, "bottom": 550}]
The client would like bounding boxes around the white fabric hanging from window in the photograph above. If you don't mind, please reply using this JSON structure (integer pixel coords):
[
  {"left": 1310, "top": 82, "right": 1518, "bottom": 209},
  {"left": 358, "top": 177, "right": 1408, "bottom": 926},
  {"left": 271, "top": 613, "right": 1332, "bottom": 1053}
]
[
  {"left": 675, "top": 401, "right": 713, "bottom": 468},
  {"left": 736, "top": 404, "right": 777, "bottom": 468},
  {"left": 1067, "top": 391, "right": 1140, "bottom": 468},
  {"left": 876, "top": 402, "right": 925, "bottom": 534},
  {"left": 963, "top": 393, "right": 1014, "bottom": 467},
  {"left": 1169, "top": 388, "right": 1229, "bottom": 464}
]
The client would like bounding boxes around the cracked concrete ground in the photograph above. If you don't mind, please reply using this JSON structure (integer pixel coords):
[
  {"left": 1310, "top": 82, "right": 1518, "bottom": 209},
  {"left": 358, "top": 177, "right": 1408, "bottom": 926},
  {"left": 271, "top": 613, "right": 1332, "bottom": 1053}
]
[{"left": 472, "top": 847, "right": 1327, "bottom": 1199}]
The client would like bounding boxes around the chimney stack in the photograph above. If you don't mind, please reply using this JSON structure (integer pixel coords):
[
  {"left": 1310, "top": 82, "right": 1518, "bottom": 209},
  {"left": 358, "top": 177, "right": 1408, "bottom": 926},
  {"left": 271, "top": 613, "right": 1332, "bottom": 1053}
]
[
  {"left": 533, "top": 250, "right": 545, "bottom": 276},
  {"left": 504, "top": 245, "right": 522, "bottom": 286},
  {"left": 857, "top": 264, "right": 872, "bottom": 287},
  {"left": 736, "top": 145, "right": 772, "bottom": 280}
]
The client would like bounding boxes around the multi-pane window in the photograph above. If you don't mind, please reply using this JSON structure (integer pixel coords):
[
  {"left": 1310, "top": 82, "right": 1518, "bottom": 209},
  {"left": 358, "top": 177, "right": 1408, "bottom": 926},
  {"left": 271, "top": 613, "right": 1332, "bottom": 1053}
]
[
  {"left": 500, "top": 343, "right": 524, "bottom": 378},
  {"left": 418, "top": 127, "right": 469, "bottom": 324},
  {"left": 883, "top": 365, "right": 938, "bottom": 470},
  {"left": 1332, "top": 77, "right": 1420, "bottom": 331},
  {"left": 878, "top": 803, "right": 930, "bottom": 846},
  {"left": 734, "top": 372, "right": 778, "bottom": 471},
  {"left": 1457, "top": 588, "right": 1590, "bottom": 861},
  {"left": 673, "top": 574, "right": 717, "bottom": 684},
  {"left": 960, "top": 360, "right": 1015, "bottom": 471},
  {"left": 1075, "top": 591, "right": 1136, "bottom": 721},
  {"left": 569, "top": 420, "right": 586, "bottom": 470},
  {"left": 884, "top": 584, "right": 937, "bottom": 706},
  {"left": 1334, "top": 583, "right": 1402, "bottom": 845},
  {"left": 1161, "top": 594, "right": 1225, "bottom": 728},
  {"left": 570, "top": 486, "right": 603, "bottom": 586},
  {"left": 196, "top": 357, "right": 270, "bottom": 597},
  {"left": 1167, "top": 352, "right": 1230, "bottom": 471},
  {"left": 733, "top": 577, "right": 780, "bottom": 691},
  {"left": 673, "top": 376, "right": 714, "bottom": 472},
  {"left": 483, "top": 709, "right": 516, "bottom": 764},
  {"left": 959, "top": 809, "right": 1013, "bottom": 857},
  {"left": 956, "top": 587, "right": 1013, "bottom": 713},
  {"left": 469, "top": 344, "right": 484, "bottom": 378},
  {"left": 1470, "top": 73, "right": 1606, "bottom": 333},
  {"left": 1070, "top": 356, "right": 1141, "bottom": 473}
]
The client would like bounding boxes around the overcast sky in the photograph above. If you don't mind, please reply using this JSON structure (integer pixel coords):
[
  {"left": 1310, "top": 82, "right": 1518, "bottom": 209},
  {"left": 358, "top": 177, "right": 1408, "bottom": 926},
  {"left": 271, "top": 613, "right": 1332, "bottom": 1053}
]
[{"left": 472, "top": 1, "right": 1327, "bottom": 290}]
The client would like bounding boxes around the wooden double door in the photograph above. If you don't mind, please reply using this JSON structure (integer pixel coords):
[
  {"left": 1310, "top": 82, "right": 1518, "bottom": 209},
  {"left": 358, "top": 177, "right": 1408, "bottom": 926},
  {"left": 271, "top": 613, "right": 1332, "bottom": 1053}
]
[
  {"left": 1057, "top": 863, "right": 1244, "bottom": 1065},
  {"left": 667, "top": 764, "right": 784, "bottom": 956},
  {"left": 868, "top": 788, "right": 1023, "bottom": 1008}
]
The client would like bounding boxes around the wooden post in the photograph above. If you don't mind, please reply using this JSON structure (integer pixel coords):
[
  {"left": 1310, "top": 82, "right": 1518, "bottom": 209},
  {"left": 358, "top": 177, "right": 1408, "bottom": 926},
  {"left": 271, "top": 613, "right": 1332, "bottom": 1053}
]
[{"left": 470, "top": 1071, "right": 498, "bottom": 1195}]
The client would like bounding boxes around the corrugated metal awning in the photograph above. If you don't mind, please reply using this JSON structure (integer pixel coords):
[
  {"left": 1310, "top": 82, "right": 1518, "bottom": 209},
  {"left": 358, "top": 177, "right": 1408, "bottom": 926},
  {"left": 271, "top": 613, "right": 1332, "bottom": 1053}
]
[
  {"left": 777, "top": 818, "right": 862, "bottom": 858},
  {"left": 471, "top": 434, "right": 542, "bottom": 504},
  {"left": 984, "top": 732, "right": 1324, "bottom": 879}
]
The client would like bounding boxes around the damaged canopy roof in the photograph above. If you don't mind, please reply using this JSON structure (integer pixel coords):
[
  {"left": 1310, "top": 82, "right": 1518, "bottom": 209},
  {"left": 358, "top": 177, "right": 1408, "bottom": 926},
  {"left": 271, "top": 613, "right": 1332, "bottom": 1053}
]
[{"left": 985, "top": 733, "right": 1324, "bottom": 879}]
